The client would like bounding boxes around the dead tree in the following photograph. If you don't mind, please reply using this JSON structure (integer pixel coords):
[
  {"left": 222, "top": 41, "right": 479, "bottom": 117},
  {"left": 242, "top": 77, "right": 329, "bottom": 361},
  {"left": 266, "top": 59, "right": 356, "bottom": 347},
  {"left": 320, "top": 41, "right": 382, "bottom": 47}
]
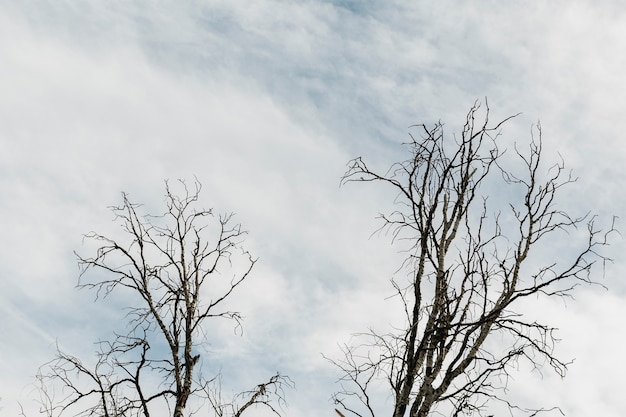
[
  {"left": 332, "top": 101, "right": 614, "bottom": 417},
  {"left": 36, "top": 180, "right": 292, "bottom": 417}
]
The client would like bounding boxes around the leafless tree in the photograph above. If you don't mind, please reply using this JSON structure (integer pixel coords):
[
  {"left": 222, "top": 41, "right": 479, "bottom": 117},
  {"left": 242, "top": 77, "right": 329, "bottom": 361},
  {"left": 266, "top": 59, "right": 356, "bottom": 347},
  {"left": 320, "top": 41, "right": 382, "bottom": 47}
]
[
  {"left": 36, "top": 180, "right": 292, "bottom": 417},
  {"left": 332, "top": 101, "right": 614, "bottom": 417}
]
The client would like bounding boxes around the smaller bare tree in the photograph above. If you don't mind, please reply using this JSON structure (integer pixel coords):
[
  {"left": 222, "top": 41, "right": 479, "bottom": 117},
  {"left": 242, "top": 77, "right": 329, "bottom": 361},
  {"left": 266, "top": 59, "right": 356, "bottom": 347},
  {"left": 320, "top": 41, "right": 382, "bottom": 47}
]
[
  {"left": 36, "top": 180, "right": 292, "bottom": 417},
  {"left": 331, "top": 101, "right": 614, "bottom": 417}
]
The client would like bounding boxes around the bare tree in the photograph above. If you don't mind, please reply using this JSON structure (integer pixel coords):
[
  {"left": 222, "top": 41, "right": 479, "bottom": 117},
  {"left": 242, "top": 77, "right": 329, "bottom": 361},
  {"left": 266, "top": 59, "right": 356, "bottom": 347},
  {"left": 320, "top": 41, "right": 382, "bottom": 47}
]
[
  {"left": 332, "top": 101, "right": 614, "bottom": 417},
  {"left": 36, "top": 180, "right": 292, "bottom": 417}
]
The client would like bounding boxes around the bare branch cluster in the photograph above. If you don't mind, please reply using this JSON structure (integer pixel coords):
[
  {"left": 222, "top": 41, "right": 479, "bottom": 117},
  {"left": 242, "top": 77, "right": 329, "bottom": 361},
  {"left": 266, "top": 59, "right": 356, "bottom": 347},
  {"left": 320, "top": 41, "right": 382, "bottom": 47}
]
[
  {"left": 204, "top": 373, "right": 294, "bottom": 417},
  {"left": 36, "top": 180, "right": 290, "bottom": 417},
  {"left": 333, "top": 101, "right": 615, "bottom": 417}
]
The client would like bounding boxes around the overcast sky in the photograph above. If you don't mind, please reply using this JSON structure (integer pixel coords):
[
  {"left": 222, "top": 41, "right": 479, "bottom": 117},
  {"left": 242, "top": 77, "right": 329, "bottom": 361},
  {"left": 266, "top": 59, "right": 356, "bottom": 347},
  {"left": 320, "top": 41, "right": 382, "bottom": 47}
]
[{"left": 1, "top": 1, "right": 625, "bottom": 417}]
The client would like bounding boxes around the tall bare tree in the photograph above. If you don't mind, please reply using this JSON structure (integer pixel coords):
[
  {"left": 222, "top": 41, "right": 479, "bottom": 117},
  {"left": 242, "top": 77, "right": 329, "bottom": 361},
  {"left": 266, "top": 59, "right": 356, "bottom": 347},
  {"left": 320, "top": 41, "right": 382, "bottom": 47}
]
[
  {"left": 36, "top": 180, "right": 291, "bottom": 417},
  {"left": 331, "top": 101, "right": 614, "bottom": 417}
]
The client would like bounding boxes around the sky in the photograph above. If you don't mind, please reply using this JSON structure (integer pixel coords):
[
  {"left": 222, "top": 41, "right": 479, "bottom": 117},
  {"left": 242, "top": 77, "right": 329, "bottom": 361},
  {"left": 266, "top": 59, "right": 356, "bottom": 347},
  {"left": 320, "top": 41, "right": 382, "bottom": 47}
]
[{"left": 0, "top": 1, "right": 625, "bottom": 416}]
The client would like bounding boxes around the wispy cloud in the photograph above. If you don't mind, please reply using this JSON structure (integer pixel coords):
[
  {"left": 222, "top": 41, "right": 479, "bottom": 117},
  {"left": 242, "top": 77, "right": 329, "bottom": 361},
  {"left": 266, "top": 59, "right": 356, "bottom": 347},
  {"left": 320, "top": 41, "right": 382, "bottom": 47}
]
[{"left": 1, "top": 1, "right": 624, "bottom": 416}]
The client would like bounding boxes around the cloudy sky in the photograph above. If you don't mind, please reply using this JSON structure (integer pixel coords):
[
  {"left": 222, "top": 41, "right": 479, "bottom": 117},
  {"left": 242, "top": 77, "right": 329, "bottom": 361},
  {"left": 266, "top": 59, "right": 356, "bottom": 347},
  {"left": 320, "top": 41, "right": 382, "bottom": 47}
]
[{"left": 1, "top": 1, "right": 625, "bottom": 416}]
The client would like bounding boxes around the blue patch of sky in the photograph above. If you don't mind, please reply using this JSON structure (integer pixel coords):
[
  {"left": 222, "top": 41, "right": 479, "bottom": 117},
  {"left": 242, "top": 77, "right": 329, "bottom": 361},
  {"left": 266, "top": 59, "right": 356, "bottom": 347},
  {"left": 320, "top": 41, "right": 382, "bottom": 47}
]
[{"left": 325, "top": 0, "right": 373, "bottom": 16}]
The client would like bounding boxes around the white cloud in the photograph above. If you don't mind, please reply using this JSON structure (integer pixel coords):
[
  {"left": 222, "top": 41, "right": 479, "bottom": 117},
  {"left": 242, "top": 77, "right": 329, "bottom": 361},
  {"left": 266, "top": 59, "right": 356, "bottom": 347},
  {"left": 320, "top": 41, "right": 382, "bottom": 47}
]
[{"left": 1, "top": 1, "right": 625, "bottom": 417}]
